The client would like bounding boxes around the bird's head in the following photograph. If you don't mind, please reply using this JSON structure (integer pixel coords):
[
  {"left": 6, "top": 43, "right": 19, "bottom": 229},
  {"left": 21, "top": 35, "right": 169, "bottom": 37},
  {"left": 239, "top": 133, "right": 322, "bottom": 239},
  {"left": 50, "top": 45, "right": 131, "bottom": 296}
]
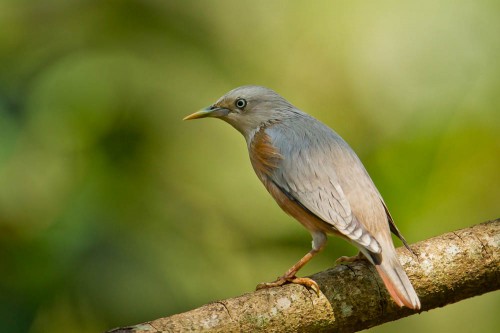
[{"left": 184, "top": 85, "right": 294, "bottom": 140}]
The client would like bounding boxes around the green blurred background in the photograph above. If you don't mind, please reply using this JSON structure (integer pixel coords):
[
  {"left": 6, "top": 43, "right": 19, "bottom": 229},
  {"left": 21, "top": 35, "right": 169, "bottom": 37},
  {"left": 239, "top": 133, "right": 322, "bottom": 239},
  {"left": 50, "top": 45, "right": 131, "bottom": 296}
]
[{"left": 0, "top": 1, "right": 498, "bottom": 332}]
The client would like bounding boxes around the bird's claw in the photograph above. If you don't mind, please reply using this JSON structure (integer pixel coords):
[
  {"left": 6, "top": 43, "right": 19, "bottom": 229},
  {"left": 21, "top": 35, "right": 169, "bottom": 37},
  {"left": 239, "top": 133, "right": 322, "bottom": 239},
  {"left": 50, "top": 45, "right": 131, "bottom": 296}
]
[
  {"left": 256, "top": 276, "right": 320, "bottom": 296},
  {"left": 335, "top": 252, "right": 365, "bottom": 264}
]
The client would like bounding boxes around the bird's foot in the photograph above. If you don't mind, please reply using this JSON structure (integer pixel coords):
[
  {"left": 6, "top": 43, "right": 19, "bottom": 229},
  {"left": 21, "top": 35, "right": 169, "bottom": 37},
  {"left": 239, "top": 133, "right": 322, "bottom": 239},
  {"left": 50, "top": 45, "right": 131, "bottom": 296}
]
[
  {"left": 335, "top": 252, "right": 365, "bottom": 264},
  {"left": 256, "top": 276, "right": 320, "bottom": 295}
]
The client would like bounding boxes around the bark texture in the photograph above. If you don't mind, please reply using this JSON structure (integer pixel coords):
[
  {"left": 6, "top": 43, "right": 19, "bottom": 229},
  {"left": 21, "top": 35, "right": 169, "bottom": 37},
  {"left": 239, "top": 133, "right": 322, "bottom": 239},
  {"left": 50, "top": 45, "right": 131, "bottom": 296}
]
[{"left": 108, "top": 219, "right": 499, "bottom": 333}]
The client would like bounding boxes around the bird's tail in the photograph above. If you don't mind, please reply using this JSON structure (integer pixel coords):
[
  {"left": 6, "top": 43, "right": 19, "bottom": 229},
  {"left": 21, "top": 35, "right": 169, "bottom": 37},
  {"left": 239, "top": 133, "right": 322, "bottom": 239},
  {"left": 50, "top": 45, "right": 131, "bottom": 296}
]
[{"left": 375, "top": 248, "right": 421, "bottom": 310}]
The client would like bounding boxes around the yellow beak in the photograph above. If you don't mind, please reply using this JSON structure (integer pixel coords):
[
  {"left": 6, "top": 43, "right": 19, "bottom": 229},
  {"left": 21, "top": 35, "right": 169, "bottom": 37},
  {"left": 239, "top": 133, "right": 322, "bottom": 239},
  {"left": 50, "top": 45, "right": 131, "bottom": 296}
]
[{"left": 183, "top": 106, "right": 229, "bottom": 120}]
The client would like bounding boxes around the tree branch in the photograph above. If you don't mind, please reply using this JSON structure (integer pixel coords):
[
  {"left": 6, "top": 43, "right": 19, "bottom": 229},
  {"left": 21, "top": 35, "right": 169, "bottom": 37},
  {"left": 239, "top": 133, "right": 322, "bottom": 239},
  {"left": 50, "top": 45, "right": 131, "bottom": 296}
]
[{"left": 108, "top": 219, "right": 499, "bottom": 332}]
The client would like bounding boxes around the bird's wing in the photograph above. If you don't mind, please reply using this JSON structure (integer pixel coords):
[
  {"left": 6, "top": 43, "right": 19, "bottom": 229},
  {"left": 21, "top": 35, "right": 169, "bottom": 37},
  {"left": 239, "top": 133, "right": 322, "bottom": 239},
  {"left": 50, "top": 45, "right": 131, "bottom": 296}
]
[
  {"left": 266, "top": 119, "right": 381, "bottom": 254},
  {"left": 381, "top": 199, "right": 414, "bottom": 254}
]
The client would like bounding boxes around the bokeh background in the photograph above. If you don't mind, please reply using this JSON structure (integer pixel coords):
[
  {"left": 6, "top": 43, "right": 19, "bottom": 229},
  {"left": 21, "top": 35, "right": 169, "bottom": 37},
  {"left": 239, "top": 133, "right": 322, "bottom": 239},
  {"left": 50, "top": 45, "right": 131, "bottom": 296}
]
[{"left": 0, "top": 1, "right": 499, "bottom": 332}]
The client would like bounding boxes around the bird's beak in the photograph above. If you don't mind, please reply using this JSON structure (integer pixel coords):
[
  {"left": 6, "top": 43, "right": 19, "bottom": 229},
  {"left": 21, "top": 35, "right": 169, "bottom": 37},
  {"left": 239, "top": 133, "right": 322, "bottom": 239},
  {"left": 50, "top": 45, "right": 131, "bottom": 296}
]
[{"left": 183, "top": 106, "right": 229, "bottom": 120}]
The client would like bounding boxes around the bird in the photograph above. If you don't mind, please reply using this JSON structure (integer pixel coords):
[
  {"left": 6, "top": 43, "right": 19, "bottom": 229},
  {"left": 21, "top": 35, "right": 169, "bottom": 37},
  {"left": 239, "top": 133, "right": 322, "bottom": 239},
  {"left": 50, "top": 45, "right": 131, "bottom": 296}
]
[{"left": 184, "top": 85, "right": 421, "bottom": 310}]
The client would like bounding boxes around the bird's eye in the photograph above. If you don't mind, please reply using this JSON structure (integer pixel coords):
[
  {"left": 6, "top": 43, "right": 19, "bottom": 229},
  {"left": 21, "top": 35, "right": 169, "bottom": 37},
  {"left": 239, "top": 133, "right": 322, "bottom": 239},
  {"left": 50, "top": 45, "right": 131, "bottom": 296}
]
[{"left": 235, "top": 98, "right": 247, "bottom": 109}]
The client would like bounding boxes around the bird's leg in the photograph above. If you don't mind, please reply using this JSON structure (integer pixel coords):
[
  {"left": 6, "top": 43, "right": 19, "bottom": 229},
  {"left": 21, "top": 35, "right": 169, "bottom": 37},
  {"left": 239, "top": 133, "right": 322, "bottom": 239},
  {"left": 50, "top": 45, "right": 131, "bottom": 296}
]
[
  {"left": 256, "top": 248, "right": 321, "bottom": 294},
  {"left": 335, "top": 251, "right": 365, "bottom": 264},
  {"left": 256, "top": 232, "right": 326, "bottom": 295}
]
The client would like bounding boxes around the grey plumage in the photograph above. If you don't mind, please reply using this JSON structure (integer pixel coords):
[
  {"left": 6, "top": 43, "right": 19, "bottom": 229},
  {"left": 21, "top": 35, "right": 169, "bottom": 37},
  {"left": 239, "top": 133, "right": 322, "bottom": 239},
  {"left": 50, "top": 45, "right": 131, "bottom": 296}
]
[{"left": 265, "top": 114, "right": 382, "bottom": 255}]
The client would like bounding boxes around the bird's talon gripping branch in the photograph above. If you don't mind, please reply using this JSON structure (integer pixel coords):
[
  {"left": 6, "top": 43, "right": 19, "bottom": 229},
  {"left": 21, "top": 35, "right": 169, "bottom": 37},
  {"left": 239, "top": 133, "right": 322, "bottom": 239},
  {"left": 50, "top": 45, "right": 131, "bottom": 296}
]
[
  {"left": 335, "top": 252, "right": 365, "bottom": 264},
  {"left": 289, "top": 277, "right": 320, "bottom": 295},
  {"left": 256, "top": 276, "right": 320, "bottom": 296},
  {"left": 255, "top": 277, "right": 287, "bottom": 290}
]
